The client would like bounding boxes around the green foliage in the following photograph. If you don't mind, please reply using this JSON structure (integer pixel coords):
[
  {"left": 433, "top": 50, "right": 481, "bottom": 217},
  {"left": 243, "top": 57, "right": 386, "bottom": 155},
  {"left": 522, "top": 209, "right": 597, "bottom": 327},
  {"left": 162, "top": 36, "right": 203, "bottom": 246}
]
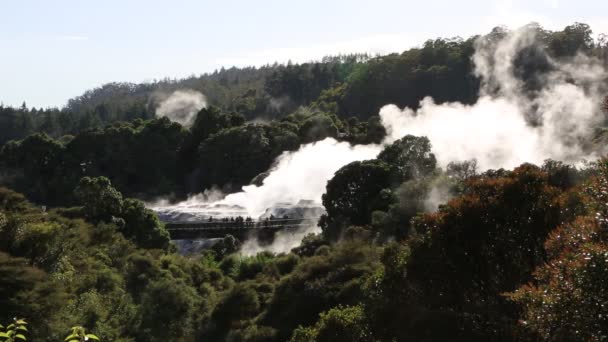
[
  {"left": 120, "top": 198, "right": 170, "bottom": 250},
  {"left": 260, "top": 242, "right": 380, "bottom": 340},
  {"left": 212, "top": 234, "right": 241, "bottom": 260},
  {"left": 321, "top": 160, "right": 392, "bottom": 240},
  {"left": 74, "top": 177, "right": 169, "bottom": 249},
  {"left": 265, "top": 57, "right": 365, "bottom": 112},
  {"left": 0, "top": 318, "right": 29, "bottom": 342},
  {"left": 0, "top": 253, "right": 65, "bottom": 338},
  {"left": 298, "top": 113, "right": 339, "bottom": 143},
  {"left": 193, "top": 118, "right": 302, "bottom": 192},
  {"left": 360, "top": 116, "right": 386, "bottom": 144},
  {"left": 179, "top": 106, "right": 245, "bottom": 174},
  {"left": 290, "top": 305, "right": 371, "bottom": 342},
  {"left": 371, "top": 172, "right": 455, "bottom": 240},
  {"left": 321, "top": 135, "right": 439, "bottom": 241},
  {"left": 64, "top": 326, "right": 100, "bottom": 342},
  {"left": 191, "top": 106, "right": 245, "bottom": 143},
  {"left": 0, "top": 159, "right": 604, "bottom": 341},
  {"left": 218, "top": 284, "right": 261, "bottom": 321},
  {"left": 507, "top": 160, "right": 608, "bottom": 340},
  {"left": 0, "top": 189, "right": 230, "bottom": 341},
  {"left": 138, "top": 278, "right": 201, "bottom": 341},
  {"left": 548, "top": 22, "right": 594, "bottom": 56},
  {"left": 291, "top": 234, "right": 328, "bottom": 257},
  {"left": 0, "top": 23, "right": 606, "bottom": 150},
  {"left": 198, "top": 125, "right": 271, "bottom": 191},
  {"left": 0, "top": 134, "right": 64, "bottom": 203},
  {"left": 367, "top": 165, "right": 566, "bottom": 340},
  {"left": 377, "top": 135, "right": 437, "bottom": 183},
  {"left": 0, "top": 118, "right": 187, "bottom": 204},
  {"left": 75, "top": 177, "right": 123, "bottom": 221},
  {"left": 273, "top": 253, "right": 300, "bottom": 275},
  {"left": 0, "top": 187, "right": 31, "bottom": 212},
  {"left": 340, "top": 37, "right": 478, "bottom": 117},
  {"left": 235, "top": 252, "right": 276, "bottom": 281}
]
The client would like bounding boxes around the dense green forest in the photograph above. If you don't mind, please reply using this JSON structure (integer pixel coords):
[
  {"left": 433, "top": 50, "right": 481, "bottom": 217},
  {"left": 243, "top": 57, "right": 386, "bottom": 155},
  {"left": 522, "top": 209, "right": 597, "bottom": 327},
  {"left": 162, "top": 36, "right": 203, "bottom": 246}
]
[
  {"left": 3, "top": 23, "right": 606, "bottom": 145},
  {"left": 2, "top": 23, "right": 608, "bottom": 341}
]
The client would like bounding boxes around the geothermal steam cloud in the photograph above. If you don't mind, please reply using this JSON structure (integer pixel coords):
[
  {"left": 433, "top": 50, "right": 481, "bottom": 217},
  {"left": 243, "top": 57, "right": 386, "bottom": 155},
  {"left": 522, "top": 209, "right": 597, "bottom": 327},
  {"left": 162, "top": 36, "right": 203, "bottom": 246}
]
[
  {"left": 157, "top": 25, "right": 608, "bottom": 254},
  {"left": 156, "top": 89, "right": 207, "bottom": 127},
  {"left": 220, "top": 25, "right": 607, "bottom": 216},
  {"left": 218, "top": 139, "right": 380, "bottom": 216},
  {"left": 381, "top": 26, "right": 607, "bottom": 170}
]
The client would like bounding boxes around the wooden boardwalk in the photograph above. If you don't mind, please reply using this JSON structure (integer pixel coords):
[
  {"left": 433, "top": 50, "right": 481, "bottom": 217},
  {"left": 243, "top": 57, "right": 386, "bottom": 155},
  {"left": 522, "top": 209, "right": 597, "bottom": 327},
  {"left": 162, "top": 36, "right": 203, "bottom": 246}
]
[{"left": 164, "top": 217, "right": 320, "bottom": 239}]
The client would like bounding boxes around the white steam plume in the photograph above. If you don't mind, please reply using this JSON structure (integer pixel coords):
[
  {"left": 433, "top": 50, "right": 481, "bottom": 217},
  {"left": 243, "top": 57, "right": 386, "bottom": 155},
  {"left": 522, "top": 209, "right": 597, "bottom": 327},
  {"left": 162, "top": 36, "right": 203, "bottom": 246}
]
[
  {"left": 155, "top": 89, "right": 207, "bottom": 127},
  {"left": 218, "top": 138, "right": 380, "bottom": 217},
  {"left": 154, "top": 25, "right": 608, "bottom": 254},
  {"left": 218, "top": 139, "right": 378, "bottom": 256},
  {"left": 381, "top": 27, "right": 607, "bottom": 170}
]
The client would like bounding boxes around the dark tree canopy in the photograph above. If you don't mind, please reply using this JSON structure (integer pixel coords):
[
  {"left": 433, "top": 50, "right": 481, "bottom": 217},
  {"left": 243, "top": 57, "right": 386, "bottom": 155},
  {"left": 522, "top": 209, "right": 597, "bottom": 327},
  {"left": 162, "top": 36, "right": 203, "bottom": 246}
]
[
  {"left": 75, "top": 176, "right": 123, "bottom": 222},
  {"left": 377, "top": 135, "right": 437, "bottom": 183},
  {"left": 321, "top": 160, "right": 393, "bottom": 240},
  {"left": 198, "top": 125, "right": 272, "bottom": 191},
  {"left": 75, "top": 176, "right": 169, "bottom": 249}
]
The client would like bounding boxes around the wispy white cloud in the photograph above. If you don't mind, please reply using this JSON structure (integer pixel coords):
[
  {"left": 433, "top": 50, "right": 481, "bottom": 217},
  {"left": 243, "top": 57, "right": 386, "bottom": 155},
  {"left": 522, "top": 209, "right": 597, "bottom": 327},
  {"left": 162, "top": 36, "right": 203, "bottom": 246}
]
[
  {"left": 215, "top": 33, "right": 428, "bottom": 67},
  {"left": 54, "top": 35, "right": 89, "bottom": 41}
]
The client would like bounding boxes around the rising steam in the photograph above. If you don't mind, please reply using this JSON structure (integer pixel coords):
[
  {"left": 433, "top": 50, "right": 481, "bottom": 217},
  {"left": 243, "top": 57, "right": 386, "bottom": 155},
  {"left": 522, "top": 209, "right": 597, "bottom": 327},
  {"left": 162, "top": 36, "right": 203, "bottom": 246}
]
[
  {"left": 155, "top": 25, "right": 608, "bottom": 255},
  {"left": 155, "top": 89, "right": 207, "bottom": 127},
  {"left": 380, "top": 27, "right": 607, "bottom": 170},
  {"left": 240, "top": 225, "right": 322, "bottom": 256},
  {"left": 217, "top": 139, "right": 380, "bottom": 216}
]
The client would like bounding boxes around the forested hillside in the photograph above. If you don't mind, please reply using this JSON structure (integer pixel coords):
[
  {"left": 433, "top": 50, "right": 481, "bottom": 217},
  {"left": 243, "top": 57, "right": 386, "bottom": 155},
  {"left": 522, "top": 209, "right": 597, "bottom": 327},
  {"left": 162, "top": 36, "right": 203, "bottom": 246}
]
[
  {"left": 2, "top": 23, "right": 606, "bottom": 146},
  {"left": 2, "top": 22, "right": 608, "bottom": 342}
]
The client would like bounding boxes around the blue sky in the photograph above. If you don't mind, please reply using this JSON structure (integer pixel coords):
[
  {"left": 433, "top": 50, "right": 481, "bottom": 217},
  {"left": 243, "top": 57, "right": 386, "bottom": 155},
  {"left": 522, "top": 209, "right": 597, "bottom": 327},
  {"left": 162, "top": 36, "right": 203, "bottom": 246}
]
[{"left": 1, "top": 0, "right": 606, "bottom": 108}]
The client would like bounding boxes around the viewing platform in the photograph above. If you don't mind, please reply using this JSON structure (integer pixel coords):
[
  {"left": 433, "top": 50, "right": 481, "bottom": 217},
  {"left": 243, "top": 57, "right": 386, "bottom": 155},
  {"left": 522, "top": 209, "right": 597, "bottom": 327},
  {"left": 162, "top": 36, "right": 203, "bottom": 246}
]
[{"left": 164, "top": 217, "right": 320, "bottom": 239}]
